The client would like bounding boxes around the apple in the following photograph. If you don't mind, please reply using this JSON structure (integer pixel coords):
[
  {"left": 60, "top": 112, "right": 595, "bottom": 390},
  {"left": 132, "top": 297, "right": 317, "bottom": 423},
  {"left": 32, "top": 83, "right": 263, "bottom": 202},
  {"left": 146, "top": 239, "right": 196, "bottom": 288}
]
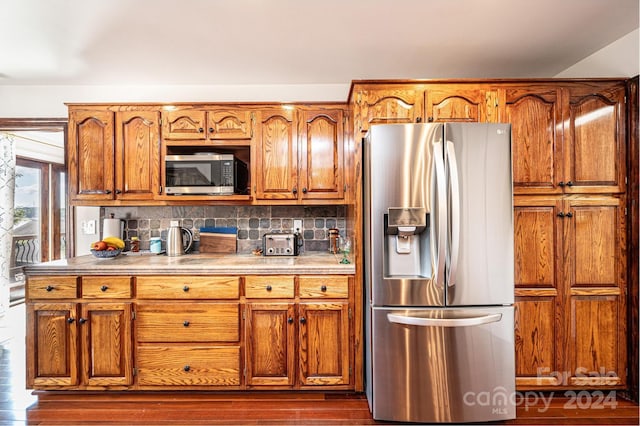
[{"left": 92, "top": 241, "right": 107, "bottom": 251}]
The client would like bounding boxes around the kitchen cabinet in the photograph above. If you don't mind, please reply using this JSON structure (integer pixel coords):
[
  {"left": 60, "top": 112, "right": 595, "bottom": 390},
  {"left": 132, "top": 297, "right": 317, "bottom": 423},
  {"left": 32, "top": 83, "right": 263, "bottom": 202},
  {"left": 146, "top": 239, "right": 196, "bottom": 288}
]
[
  {"left": 26, "top": 275, "right": 133, "bottom": 388},
  {"left": 244, "top": 275, "right": 351, "bottom": 388},
  {"left": 67, "top": 107, "right": 161, "bottom": 203},
  {"left": 162, "top": 108, "right": 253, "bottom": 142},
  {"left": 254, "top": 107, "right": 346, "bottom": 202},
  {"left": 135, "top": 276, "right": 242, "bottom": 388},
  {"left": 497, "top": 82, "right": 626, "bottom": 195},
  {"left": 424, "top": 84, "right": 494, "bottom": 123},
  {"left": 513, "top": 195, "right": 627, "bottom": 388},
  {"left": 352, "top": 85, "right": 424, "bottom": 134}
]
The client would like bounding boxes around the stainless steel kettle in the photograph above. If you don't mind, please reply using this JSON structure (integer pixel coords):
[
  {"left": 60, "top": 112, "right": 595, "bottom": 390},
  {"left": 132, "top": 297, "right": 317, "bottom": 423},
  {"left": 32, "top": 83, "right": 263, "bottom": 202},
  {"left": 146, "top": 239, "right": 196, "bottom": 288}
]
[{"left": 166, "top": 221, "right": 193, "bottom": 256}]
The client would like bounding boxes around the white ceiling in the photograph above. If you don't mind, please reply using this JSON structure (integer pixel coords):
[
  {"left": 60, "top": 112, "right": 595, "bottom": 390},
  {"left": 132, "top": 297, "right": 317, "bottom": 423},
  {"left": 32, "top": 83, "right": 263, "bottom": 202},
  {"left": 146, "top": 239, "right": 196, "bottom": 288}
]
[{"left": 0, "top": 0, "right": 638, "bottom": 87}]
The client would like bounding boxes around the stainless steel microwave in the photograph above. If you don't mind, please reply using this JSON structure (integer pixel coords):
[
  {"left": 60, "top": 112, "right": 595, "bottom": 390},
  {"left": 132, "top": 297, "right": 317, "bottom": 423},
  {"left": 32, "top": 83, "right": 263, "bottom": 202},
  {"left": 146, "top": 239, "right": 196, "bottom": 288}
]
[{"left": 165, "top": 154, "right": 248, "bottom": 195}]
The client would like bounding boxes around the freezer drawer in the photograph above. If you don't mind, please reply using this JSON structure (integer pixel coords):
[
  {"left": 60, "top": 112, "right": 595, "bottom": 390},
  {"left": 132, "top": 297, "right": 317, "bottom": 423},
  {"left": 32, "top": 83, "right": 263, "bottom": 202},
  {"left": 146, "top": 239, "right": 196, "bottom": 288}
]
[{"left": 371, "top": 306, "right": 515, "bottom": 423}]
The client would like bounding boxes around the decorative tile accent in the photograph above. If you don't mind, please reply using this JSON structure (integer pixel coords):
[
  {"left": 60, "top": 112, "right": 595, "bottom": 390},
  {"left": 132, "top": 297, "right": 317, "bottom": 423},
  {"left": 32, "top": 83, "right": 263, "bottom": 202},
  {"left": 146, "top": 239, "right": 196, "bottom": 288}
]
[{"left": 103, "top": 205, "right": 346, "bottom": 254}]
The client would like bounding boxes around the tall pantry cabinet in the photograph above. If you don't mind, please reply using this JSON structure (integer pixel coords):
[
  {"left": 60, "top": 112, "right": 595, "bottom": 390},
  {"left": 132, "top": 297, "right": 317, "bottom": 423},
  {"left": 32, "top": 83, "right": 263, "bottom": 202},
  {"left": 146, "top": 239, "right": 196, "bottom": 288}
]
[{"left": 349, "top": 79, "right": 629, "bottom": 391}]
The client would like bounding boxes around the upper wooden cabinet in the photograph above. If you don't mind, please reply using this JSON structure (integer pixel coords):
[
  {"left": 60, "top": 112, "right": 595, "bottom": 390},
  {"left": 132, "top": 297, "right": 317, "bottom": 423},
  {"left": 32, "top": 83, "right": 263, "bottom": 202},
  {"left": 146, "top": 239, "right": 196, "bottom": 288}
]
[
  {"left": 425, "top": 85, "right": 492, "bottom": 123},
  {"left": 352, "top": 86, "right": 423, "bottom": 133},
  {"left": 254, "top": 106, "right": 346, "bottom": 202},
  {"left": 162, "top": 108, "right": 253, "bottom": 142},
  {"left": 68, "top": 107, "right": 161, "bottom": 203},
  {"left": 564, "top": 83, "right": 626, "bottom": 194},
  {"left": 68, "top": 109, "right": 115, "bottom": 202},
  {"left": 497, "top": 82, "right": 626, "bottom": 195}
]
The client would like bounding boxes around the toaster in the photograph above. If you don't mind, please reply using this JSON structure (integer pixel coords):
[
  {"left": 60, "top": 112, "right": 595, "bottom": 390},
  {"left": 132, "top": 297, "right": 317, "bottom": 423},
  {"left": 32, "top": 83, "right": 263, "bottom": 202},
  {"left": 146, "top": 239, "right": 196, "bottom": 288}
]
[{"left": 263, "top": 233, "right": 300, "bottom": 256}]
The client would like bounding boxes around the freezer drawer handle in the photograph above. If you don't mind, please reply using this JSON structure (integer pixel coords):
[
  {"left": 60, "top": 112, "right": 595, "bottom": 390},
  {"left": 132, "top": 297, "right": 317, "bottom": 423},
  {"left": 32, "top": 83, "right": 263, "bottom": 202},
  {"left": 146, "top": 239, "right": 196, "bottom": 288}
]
[{"left": 387, "top": 312, "right": 502, "bottom": 327}]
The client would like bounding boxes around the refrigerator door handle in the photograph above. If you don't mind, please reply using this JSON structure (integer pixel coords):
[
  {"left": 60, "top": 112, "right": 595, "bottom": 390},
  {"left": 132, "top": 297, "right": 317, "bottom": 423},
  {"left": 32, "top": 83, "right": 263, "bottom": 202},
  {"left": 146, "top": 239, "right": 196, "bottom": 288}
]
[
  {"left": 432, "top": 140, "right": 447, "bottom": 288},
  {"left": 387, "top": 312, "right": 502, "bottom": 327},
  {"left": 445, "top": 140, "right": 460, "bottom": 288}
]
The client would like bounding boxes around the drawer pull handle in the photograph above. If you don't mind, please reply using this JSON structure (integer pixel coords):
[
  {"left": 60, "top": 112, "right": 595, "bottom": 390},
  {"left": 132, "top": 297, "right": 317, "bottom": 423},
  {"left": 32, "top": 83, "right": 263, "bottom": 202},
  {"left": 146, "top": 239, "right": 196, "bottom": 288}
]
[
  {"left": 183, "top": 285, "right": 190, "bottom": 292},
  {"left": 183, "top": 320, "right": 190, "bottom": 327},
  {"left": 266, "top": 285, "right": 272, "bottom": 291},
  {"left": 321, "top": 285, "right": 327, "bottom": 292},
  {"left": 300, "top": 317, "right": 306, "bottom": 324},
  {"left": 184, "top": 365, "right": 191, "bottom": 372},
  {"left": 79, "top": 318, "right": 87, "bottom": 324},
  {"left": 287, "top": 317, "right": 294, "bottom": 324},
  {"left": 100, "top": 285, "right": 108, "bottom": 292},
  {"left": 46, "top": 285, "right": 55, "bottom": 292},
  {"left": 67, "top": 317, "right": 75, "bottom": 324}
]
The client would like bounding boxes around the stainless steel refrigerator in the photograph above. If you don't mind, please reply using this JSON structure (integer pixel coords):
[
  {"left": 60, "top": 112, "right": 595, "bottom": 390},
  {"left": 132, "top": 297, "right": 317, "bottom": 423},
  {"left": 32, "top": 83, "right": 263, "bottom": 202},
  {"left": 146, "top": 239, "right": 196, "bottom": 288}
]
[{"left": 364, "top": 123, "right": 516, "bottom": 423}]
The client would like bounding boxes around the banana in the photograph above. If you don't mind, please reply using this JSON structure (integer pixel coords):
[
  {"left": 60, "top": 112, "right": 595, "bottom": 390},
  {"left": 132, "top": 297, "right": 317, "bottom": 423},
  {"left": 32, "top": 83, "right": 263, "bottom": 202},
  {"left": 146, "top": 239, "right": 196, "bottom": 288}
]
[{"left": 102, "top": 236, "right": 125, "bottom": 250}]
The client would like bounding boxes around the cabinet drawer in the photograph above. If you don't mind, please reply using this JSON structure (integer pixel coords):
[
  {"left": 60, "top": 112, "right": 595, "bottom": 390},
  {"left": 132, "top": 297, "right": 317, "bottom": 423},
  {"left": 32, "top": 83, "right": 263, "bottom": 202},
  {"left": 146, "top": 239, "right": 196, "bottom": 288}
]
[
  {"left": 137, "top": 276, "right": 239, "bottom": 299},
  {"left": 299, "top": 276, "right": 349, "bottom": 299},
  {"left": 27, "top": 276, "right": 78, "bottom": 299},
  {"left": 137, "top": 303, "right": 240, "bottom": 342},
  {"left": 245, "top": 276, "right": 294, "bottom": 298},
  {"left": 82, "top": 276, "right": 132, "bottom": 298},
  {"left": 137, "top": 345, "right": 240, "bottom": 386}
]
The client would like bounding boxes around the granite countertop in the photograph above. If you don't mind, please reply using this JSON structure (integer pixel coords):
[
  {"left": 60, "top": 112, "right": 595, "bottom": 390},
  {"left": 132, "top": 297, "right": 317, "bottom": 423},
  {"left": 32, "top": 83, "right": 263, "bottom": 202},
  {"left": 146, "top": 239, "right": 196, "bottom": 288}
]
[{"left": 24, "top": 251, "right": 355, "bottom": 276}]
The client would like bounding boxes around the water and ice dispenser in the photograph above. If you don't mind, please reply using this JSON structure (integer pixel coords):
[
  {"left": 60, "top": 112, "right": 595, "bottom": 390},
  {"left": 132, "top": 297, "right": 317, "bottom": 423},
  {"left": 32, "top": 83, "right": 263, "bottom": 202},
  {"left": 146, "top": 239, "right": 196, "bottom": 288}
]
[{"left": 383, "top": 207, "right": 430, "bottom": 278}]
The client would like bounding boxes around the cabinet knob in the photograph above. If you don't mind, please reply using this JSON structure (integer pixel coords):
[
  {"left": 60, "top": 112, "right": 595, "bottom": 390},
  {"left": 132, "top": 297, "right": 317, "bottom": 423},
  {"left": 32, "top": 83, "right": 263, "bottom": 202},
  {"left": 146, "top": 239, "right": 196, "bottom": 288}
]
[
  {"left": 302, "top": 187, "right": 307, "bottom": 194},
  {"left": 566, "top": 212, "right": 573, "bottom": 218},
  {"left": 266, "top": 285, "right": 272, "bottom": 292},
  {"left": 198, "top": 128, "right": 204, "bottom": 133},
  {"left": 209, "top": 127, "right": 214, "bottom": 133},
  {"left": 79, "top": 318, "right": 87, "bottom": 324},
  {"left": 46, "top": 285, "right": 55, "bottom": 292},
  {"left": 183, "top": 320, "right": 190, "bottom": 327},
  {"left": 183, "top": 285, "right": 190, "bottom": 292},
  {"left": 558, "top": 181, "right": 565, "bottom": 187},
  {"left": 427, "top": 117, "right": 434, "bottom": 122},
  {"left": 100, "top": 285, "right": 108, "bottom": 292},
  {"left": 287, "top": 317, "right": 294, "bottom": 324},
  {"left": 300, "top": 317, "right": 306, "bottom": 324},
  {"left": 67, "top": 317, "right": 75, "bottom": 324},
  {"left": 115, "top": 189, "right": 122, "bottom": 194},
  {"left": 292, "top": 187, "right": 297, "bottom": 195},
  {"left": 566, "top": 181, "right": 574, "bottom": 187},
  {"left": 183, "top": 365, "right": 191, "bottom": 372},
  {"left": 321, "top": 285, "right": 327, "bottom": 292},
  {"left": 416, "top": 117, "right": 423, "bottom": 123},
  {"left": 557, "top": 212, "right": 565, "bottom": 218},
  {"left": 104, "top": 189, "right": 112, "bottom": 194}
]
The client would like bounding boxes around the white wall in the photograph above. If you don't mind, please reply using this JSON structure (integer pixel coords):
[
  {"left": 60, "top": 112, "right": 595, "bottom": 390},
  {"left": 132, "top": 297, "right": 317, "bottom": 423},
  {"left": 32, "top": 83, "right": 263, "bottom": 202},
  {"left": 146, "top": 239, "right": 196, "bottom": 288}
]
[
  {"left": 0, "top": 84, "right": 351, "bottom": 118},
  {"left": 555, "top": 29, "right": 639, "bottom": 78}
]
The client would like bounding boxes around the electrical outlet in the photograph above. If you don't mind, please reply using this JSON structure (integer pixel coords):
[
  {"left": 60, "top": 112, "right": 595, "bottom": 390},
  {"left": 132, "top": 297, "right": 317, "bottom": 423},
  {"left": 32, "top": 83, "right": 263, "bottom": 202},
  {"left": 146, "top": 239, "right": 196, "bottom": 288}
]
[
  {"left": 293, "top": 219, "right": 303, "bottom": 233},
  {"left": 82, "top": 220, "right": 96, "bottom": 235}
]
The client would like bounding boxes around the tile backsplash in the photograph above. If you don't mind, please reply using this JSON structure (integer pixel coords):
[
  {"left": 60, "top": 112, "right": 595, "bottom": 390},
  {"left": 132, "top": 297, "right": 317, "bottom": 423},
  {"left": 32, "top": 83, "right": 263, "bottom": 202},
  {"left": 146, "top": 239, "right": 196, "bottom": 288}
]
[{"left": 102, "top": 205, "right": 346, "bottom": 254}]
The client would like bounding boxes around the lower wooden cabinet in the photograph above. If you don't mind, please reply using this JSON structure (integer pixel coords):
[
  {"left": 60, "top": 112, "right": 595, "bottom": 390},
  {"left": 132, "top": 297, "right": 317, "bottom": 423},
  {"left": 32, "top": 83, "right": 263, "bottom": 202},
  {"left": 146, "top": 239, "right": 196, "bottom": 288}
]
[{"left": 514, "top": 195, "right": 627, "bottom": 389}]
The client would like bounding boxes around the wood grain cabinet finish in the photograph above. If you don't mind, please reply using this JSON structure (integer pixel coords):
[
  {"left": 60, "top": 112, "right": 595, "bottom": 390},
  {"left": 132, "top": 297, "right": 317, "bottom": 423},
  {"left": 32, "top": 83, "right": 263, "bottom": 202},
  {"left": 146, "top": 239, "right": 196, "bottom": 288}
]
[
  {"left": 27, "top": 301, "right": 133, "bottom": 388},
  {"left": 136, "top": 276, "right": 240, "bottom": 299},
  {"left": 162, "top": 108, "right": 253, "bottom": 141},
  {"left": 245, "top": 275, "right": 352, "bottom": 389},
  {"left": 27, "top": 275, "right": 78, "bottom": 299},
  {"left": 68, "top": 107, "right": 161, "bottom": 203},
  {"left": 352, "top": 86, "right": 424, "bottom": 133},
  {"left": 514, "top": 195, "right": 627, "bottom": 389},
  {"left": 424, "top": 85, "right": 491, "bottom": 123}
]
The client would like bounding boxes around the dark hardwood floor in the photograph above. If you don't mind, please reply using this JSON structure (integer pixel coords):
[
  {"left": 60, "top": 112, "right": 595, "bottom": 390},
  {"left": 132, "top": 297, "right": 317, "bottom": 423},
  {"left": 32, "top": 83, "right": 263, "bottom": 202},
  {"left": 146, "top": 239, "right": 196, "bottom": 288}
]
[{"left": 0, "top": 304, "right": 638, "bottom": 425}]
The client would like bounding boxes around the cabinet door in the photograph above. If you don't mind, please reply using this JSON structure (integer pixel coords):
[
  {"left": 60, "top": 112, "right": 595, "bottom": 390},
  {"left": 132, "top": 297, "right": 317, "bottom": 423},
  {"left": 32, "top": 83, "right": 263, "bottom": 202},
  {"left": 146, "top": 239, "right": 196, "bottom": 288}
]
[
  {"left": 564, "top": 84, "right": 626, "bottom": 193},
  {"left": 26, "top": 303, "right": 79, "bottom": 387},
  {"left": 565, "top": 196, "right": 626, "bottom": 386},
  {"left": 499, "top": 86, "right": 564, "bottom": 194},
  {"left": 115, "top": 110, "right": 161, "bottom": 200},
  {"left": 207, "top": 109, "right": 253, "bottom": 140},
  {"left": 68, "top": 110, "right": 115, "bottom": 201},
  {"left": 162, "top": 109, "right": 206, "bottom": 140},
  {"left": 425, "top": 85, "right": 488, "bottom": 123},
  {"left": 513, "top": 196, "right": 563, "bottom": 388},
  {"left": 298, "top": 108, "right": 345, "bottom": 200},
  {"left": 254, "top": 109, "right": 298, "bottom": 200},
  {"left": 298, "top": 302, "right": 350, "bottom": 386},
  {"left": 79, "top": 302, "right": 133, "bottom": 386},
  {"left": 245, "top": 303, "right": 295, "bottom": 386},
  {"left": 353, "top": 87, "right": 423, "bottom": 133}
]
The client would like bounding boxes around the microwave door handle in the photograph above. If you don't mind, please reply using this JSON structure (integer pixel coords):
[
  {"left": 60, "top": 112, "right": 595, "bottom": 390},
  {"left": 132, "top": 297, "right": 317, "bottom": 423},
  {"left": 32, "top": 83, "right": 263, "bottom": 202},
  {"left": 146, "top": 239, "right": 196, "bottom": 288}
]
[
  {"left": 445, "top": 140, "right": 460, "bottom": 289},
  {"left": 387, "top": 313, "right": 502, "bottom": 327}
]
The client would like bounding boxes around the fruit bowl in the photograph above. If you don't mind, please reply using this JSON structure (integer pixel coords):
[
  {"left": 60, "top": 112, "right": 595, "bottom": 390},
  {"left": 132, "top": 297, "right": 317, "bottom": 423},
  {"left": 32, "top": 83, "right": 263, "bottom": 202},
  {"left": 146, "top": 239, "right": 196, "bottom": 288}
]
[{"left": 90, "top": 248, "right": 122, "bottom": 259}]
